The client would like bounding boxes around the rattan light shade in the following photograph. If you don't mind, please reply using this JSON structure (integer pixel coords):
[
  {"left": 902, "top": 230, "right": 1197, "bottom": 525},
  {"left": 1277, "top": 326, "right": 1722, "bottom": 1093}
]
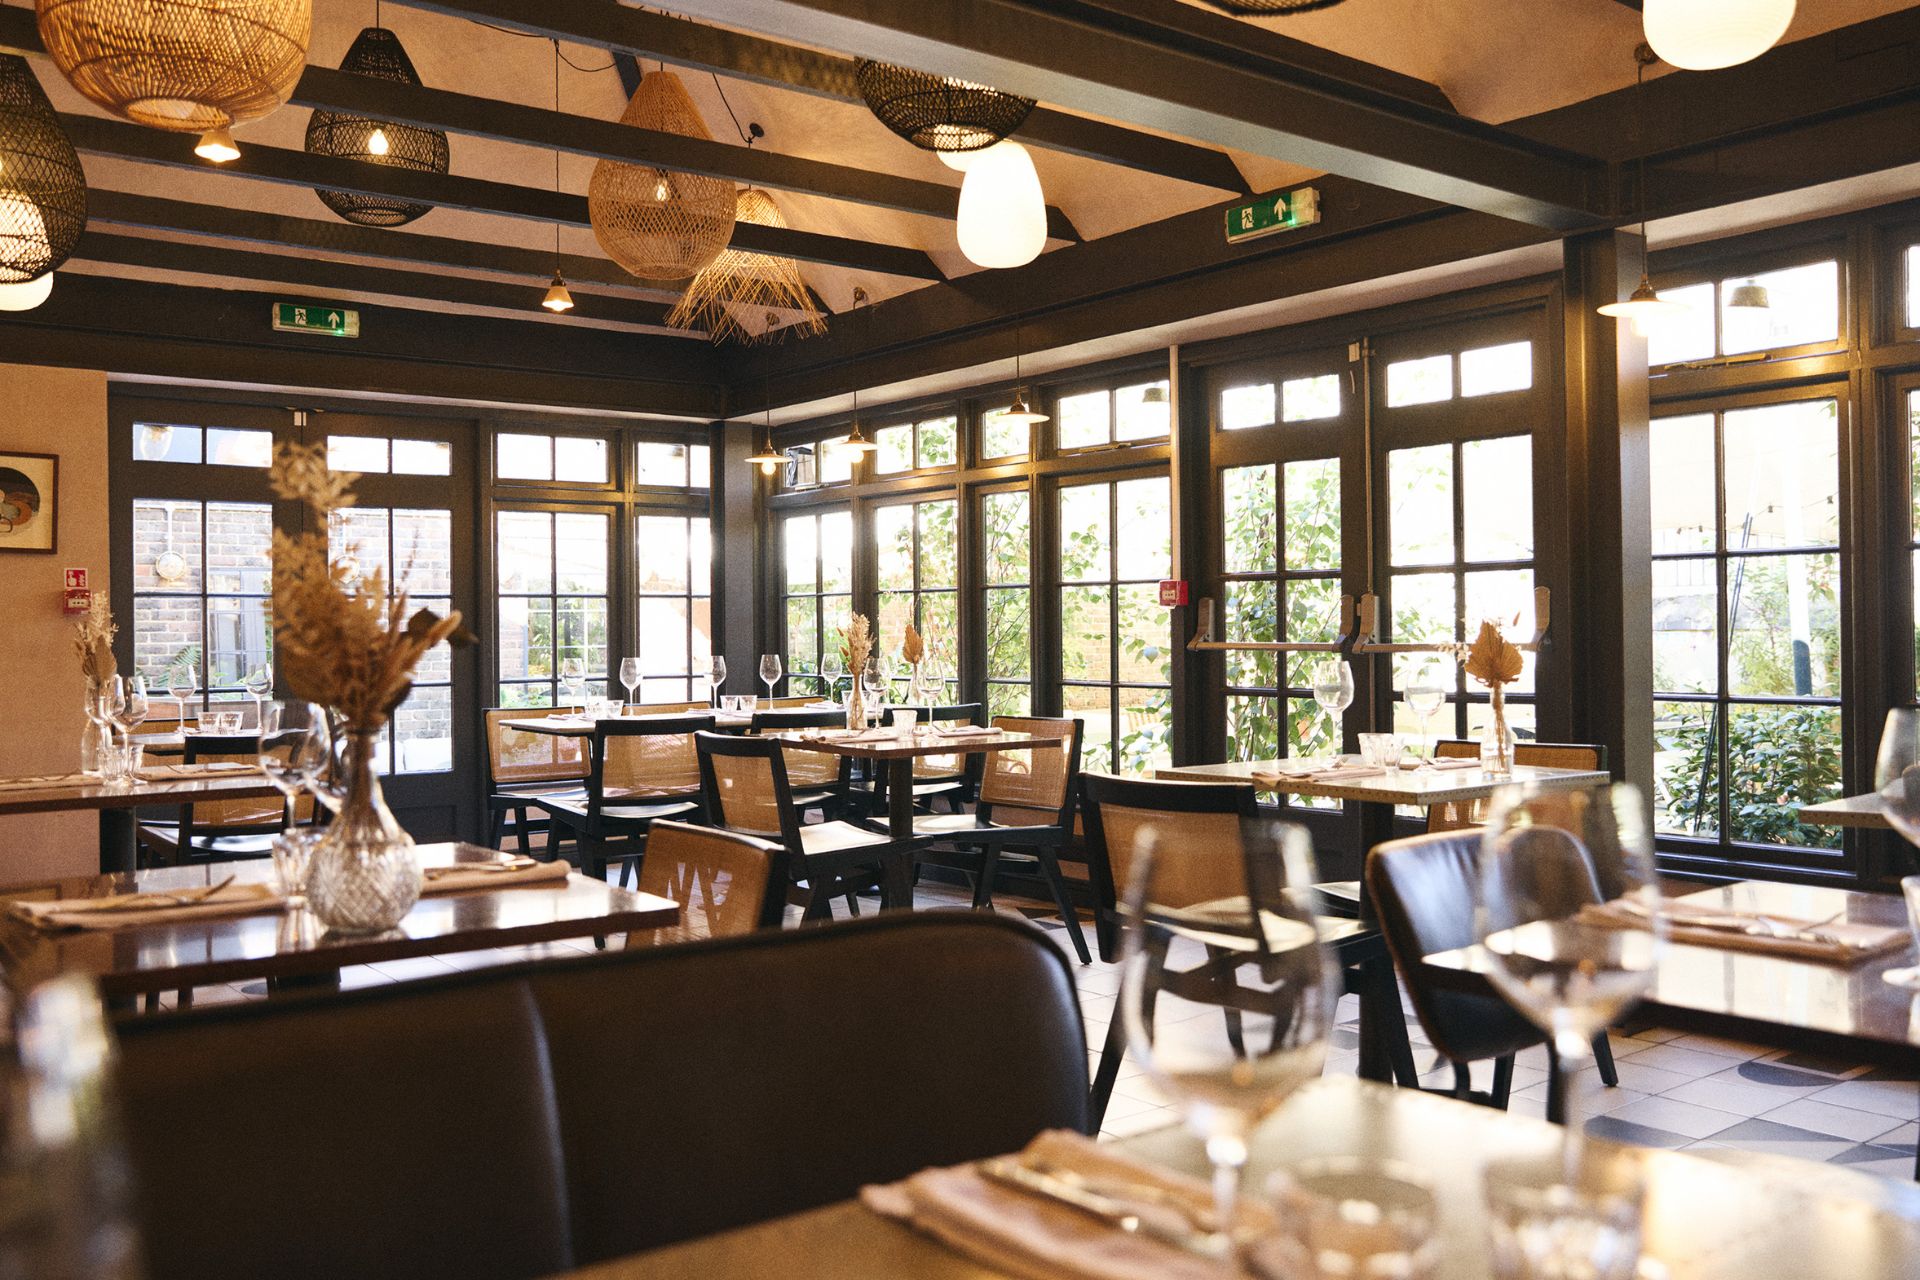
[
  {"left": 666, "top": 188, "right": 825, "bottom": 345},
  {"left": 304, "top": 27, "right": 448, "bottom": 227},
  {"left": 854, "top": 59, "right": 1033, "bottom": 153},
  {"left": 1200, "top": 0, "right": 1347, "bottom": 11},
  {"left": 588, "top": 72, "right": 735, "bottom": 282},
  {"left": 0, "top": 55, "right": 86, "bottom": 284},
  {"left": 35, "top": 0, "right": 311, "bottom": 132}
]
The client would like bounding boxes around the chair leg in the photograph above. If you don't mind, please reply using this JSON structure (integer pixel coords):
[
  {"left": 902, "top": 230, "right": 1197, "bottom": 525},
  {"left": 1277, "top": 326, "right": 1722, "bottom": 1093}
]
[
  {"left": 1037, "top": 848, "right": 1091, "bottom": 965},
  {"left": 1089, "top": 983, "right": 1150, "bottom": 1134},
  {"left": 1592, "top": 1031, "right": 1619, "bottom": 1087},
  {"left": 1451, "top": 1061, "right": 1473, "bottom": 1100},
  {"left": 577, "top": 834, "right": 605, "bottom": 881},
  {"left": 973, "top": 846, "right": 1003, "bottom": 909},
  {"left": 488, "top": 808, "right": 507, "bottom": 851},
  {"left": 513, "top": 806, "right": 533, "bottom": 857},
  {"left": 1545, "top": 1043, "right": 1567, "bottom": 1125},
  {"left": 1354, "top": 958, "right": 1420, "bottom": 1088},
  {"left": 1491, "top": 1054, "right": 1516, "bottom": 1109}
]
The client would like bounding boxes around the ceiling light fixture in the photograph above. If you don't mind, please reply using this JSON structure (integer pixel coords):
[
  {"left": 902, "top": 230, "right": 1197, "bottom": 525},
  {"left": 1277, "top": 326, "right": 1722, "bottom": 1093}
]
[
  {"left": 1643, "top": 0, "right": 1794, "bottom": 71},
  {"left": 1726, "top": 280, "right": 1771, "bottom": 310},
  {"left": 537, "top": 42, "right": 574, "bottom": 315},
  {"left": 1200, "top": 0, "right": 1349, "bottom": 11},
  {"left": 1000, "top": 327, "right": 1049, "bottom": 426},
  {"left": 590, "top": 70, "right": 736, "bottom": 281},
  {"left": 837, "top": 288, "right": 880, "bottom": 455},
  {"left": 0, "top": 55, "right": 85, "bottom": 302},
  {"left": 541, "top": 273, "right": 574, "bottom": 313},
  {"left": 0, "top": 273, "right": 53, "bottom": 310},
  {"left": 957, "top": 140, "right": 1046, "bottom": 270},
  {"left": 1140, "top": 384, "right": 1168, "bottom": 404},
  {"left": 748, "top": 395, "right": 786, "bottom": 476},
  {"left": 667, "top": 186, "right": 826, "bottom": 344},
  {"left": 304, "top": 4, "right": 449, "bottom": 227},
  {"left": 1596, "top": 48, "right": 1691, "bottom": 337},
  {"left": 854, "top": 59, "right": 1033, "bottom": 154},
  {"left": 193, "top": 125, "right": 240, "bottom": 162}
]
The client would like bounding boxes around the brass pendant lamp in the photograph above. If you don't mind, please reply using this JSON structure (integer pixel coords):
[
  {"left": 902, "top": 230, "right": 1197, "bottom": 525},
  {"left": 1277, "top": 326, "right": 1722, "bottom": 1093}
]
[
  {"left": 1596, "top": 47, "right": 1691, "bottom": 335},
  {"left": 1000, "top": 327, "right": 1049, "bottom": 426}
]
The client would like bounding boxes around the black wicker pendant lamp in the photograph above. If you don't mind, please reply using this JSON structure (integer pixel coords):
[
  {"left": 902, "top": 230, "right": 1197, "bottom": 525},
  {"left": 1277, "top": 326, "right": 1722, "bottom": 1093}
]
[
  {"left": 0, "top": 54, "right": 86, "bottom": 304},
  {"left": 304, "top": 3, "right": 449, "bottom": 227},
  {"left": 1201, "top": 0, "right": 1347, "bottom": 11},
  {"left": 853, "top": 59, "right": 1034, "bottom": 153}
]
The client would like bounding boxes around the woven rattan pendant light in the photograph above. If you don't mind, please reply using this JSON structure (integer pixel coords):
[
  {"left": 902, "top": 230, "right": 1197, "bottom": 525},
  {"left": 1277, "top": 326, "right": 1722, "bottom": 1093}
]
[
  {"left": 589, "top": 70, "right": 735, "bottom": 282},
  {"left": 305, "top": 8, "right": 448, "bottom": 227},
  {"left": 666, "top": 188, "right": 825, "bottom": 344},
  {"left": 1200, "top": 0, "right": 1346, "bottom": 12},
  {"left": 36, "top": 0, "right": 312, "bottom": 133},
  {"left": 854, "top": 59, "right": 1033, "bottom": 154},
  {"left": 0, "top": 54, "right": 86, "bottom": 289}
]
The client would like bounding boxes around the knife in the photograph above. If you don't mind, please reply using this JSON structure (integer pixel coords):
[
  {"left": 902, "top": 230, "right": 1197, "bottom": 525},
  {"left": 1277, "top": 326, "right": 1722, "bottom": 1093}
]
[{"left": 975, "top": 1158, "right": 1220, "bottom": 1257}]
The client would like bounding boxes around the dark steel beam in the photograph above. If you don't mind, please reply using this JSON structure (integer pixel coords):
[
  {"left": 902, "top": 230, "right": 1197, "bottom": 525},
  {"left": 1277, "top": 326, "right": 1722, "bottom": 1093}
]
[
  {"left": 56, "top": 113, "right": 946, "bottom": 280},
  {"left": 386, "top": 0, "right": 1254, "bottom": 193},
  {"left": 70, "top": 230, "right": 679, "bottom": 328},
  {"left": 652, "top": 0, "right": 1607, "bottom": 228}
]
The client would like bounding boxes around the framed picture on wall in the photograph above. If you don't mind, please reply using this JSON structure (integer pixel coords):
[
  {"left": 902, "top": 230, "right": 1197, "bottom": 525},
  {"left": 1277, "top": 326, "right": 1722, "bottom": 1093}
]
[{"left": 0, "top": 451, "right": 57, "bottom": 554}]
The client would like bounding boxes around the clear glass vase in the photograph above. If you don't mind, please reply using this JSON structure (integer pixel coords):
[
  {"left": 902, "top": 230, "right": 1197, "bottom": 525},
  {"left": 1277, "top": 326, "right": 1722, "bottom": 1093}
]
[
  {"left": 306, "top": 728, "right": 419, "bottom": 935},
  {"left": 1480, "top": 689, "right": 1517, "bottom": 779}
]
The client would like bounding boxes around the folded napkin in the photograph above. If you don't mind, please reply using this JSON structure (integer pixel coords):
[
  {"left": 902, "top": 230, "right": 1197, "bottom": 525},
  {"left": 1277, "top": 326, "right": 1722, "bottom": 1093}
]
[
  {"left": 138, "top": 762, "right": 260, "bottom": 781},
  {"left": 12, "top": 882, "right": 284, "bottom": 932},
  {"left": 421, "top": 857, "right": 571, "bottom": 896},
  {"left": 0, "top": 773, "right": 89, "bottom": 792},
  {"left": 1427, "top": 757, "right": 1482, "bottom": 772},
  {"left": 934, "top": 724, "right": 998, "bottom": 737},
  {"left": 864, "top": 1129, "right": 1259, "bottom": 1280},
  {"left": 1251, "top": 765, "right": 1385, "bottom": 788},
  {"left": 1580, "top": 900, "right": 1909, "bottom": 967}
]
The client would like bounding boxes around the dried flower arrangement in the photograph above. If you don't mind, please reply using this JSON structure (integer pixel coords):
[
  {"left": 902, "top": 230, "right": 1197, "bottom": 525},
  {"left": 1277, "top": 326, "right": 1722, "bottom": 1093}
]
[
  {"left": 841, "top": 613, "right": 873, "bottom": 728},
  {"left": 1464, "top": 618, "right": 1525, "bottom": 775},
  {"left": 72, "top": 595, "right": 117, "bottom": 684},
  {"left": 269, "top": 443, "right": 472, "bottom": 733}
]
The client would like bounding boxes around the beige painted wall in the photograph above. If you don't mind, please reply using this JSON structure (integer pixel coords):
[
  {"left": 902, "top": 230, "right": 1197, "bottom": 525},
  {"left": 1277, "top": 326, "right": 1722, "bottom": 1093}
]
[{"left": 0, "top": 363, "right": 110, "bottom": 883}]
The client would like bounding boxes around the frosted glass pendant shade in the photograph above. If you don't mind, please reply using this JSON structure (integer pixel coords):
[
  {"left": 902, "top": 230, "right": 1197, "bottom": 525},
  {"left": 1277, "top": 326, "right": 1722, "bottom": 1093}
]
[
  {"left": 0, "top": 272, "right": 52, "bottom": 310},
  {"left": 956, "top": 142, "right": 1045, "bottom": 270},
  {"left": 1644, "top": 0, "right": 1795, "bottom": 71}
]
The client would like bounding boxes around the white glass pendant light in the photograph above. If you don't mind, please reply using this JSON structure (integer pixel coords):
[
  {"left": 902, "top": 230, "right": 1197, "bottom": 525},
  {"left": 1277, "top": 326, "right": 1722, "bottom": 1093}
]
[
  {"left": 957, "top": 141, "right": 1046, "bottom": 269},
  {"left": 1644, "top": 0, "right": 1795, "bottom": 71},
  {"left": 0, "top": 272, "right": 52, "bottom": 310}
]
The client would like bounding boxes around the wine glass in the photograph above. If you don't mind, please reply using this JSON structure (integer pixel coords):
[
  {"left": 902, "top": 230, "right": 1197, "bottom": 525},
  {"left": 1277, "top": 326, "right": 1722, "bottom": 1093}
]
[
  {"left": 821, "top": 650, "right": 844, "bottom": 702},
  {"left": 1404, "top": 664, "right": 1447, "bottom": 770},
  {"left": 259, "top": 699, "right": 332, "bottom": 811},
  {"left": 1873, "top": 709, "right": 1920, "bottom": 989},
  {"left": 1119, "top": 816, "right": 1333, "bottom": 1253},
  {"left": 1477, "top": 783, "right": 1665, "bottom": 1169},
  {"left": 619, "top": 657, "right": 641, "bottom": 712},
  {"left": 241, "top": 665, "right": 272, "bottom": 729},
  {"left": 165, "top": 663, "right": 196, "bottom": 726},
  {"left": 861, "top": 655, "right": 887, "bottom": 726},
  {"left": 111, "top": 675, "right": 150, "bottom": 748},
  {"left": 759, "top": 653, "right": 783, "bottom": 704},
  {"left": 558, "top": 657, "right": 586, "bottom": 712},
  {"left": 708, "top": 656, "right": 728, "bottom": 710},
  {"left": 1310, "top": 658, "right": 1355, "bottom": 761}
]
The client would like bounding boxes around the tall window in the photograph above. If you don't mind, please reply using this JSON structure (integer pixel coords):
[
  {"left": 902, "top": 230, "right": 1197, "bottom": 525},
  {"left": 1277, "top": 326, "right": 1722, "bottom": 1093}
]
[
  {"left": 874, "top": 498, "right": 958, "bottom": 694},
  {"left": 1059, "top": 476, "right": 1173, "bottom": 771},
  {"left": 1056, "top": 380, "right": 1171, "bottom": 450},
  {"left": 131, "top": 499, "right": 273, "bottom": 702},
  {"left": 873, "top": 414, "right": 957, "bottom": 474},
  {"left": 633, "top": 440, "right": 710, "bottom": 490},
  {"left": 783, "top": 510, "right": 853, "bottom": 691},
  {"left": 634, "top": 514, "right": 712, "bottom": 702},
  {"left": 1648, "top": 259, "right": 1842, "bottom": 367},
  {"left": 495, "top": 509, "right": 610, "bottom": 706},
  {"left": 1650, "top": 399, "right": 1844, "bottom": 853},
  {"left": 495, "top": 432, "right": 609, "bottom": 484},
  {"left": 982, "top": 488, "right": 1033, "bottom": 716},
  {"left": 330, "top": 507, "right": 454, "bottom": 772}
]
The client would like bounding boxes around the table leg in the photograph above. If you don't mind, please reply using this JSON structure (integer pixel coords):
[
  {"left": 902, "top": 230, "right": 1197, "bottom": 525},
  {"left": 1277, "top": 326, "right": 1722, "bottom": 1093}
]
[
  {"left": 879, "top": 757, "right": 916, "bottom": 912},
  {"left": 99, "top": 808, "right": 137, "bottom": 875},
  {"left": 1352, "top": 800, "right": 1417, "bottom": 1086}
]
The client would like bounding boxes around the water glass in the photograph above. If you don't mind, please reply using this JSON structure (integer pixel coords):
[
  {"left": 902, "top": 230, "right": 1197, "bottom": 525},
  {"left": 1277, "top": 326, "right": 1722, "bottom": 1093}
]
[
  {"left": 97, "top": 743, "right": 138, "bottom": 787},
  {"left": 1483, "top": 1156, "right": 1645, "bottom": 1280},
  {"left": 271, "top": 828, "right": 324, "bottom": 906},
  {"left": 1252, "top": 1159, "right": 1439, "bottom": 1280},
  {"left": 1358, "top": 733, "right": 1404, "bottom": 769}
]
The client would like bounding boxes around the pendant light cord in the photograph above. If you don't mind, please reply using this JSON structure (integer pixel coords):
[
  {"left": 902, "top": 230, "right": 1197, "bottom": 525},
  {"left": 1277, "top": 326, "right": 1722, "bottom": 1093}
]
[
  {"left": 553, "top": 40, "right": 563, "bottom": 272},
  {"left": 1633, "top": 47, "right": 1655, "bottom": 267}
]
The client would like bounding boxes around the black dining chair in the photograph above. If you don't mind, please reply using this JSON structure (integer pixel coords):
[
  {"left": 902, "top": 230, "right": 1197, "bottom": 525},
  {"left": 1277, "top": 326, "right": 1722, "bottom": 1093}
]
[
  {"left": 534, "top": 715, "right": 709, "bottom": 885},
  {"left": 856, "top": 702, "right": 985, "bottom": 816},
  {"left": 137, "top": 732, "right": 296, "bottom": 866},
  {"left": 748, "top": 707, "right": 854, "bottom": 821}
]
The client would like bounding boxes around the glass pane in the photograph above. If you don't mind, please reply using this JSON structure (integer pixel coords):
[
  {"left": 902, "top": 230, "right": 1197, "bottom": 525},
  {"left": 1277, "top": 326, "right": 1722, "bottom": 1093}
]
[
  {"left": 1722, "top": 400, "right": 1840, "bottom": 549},
  {"left": 1644, "top": 282, "right": 1715, "bottom": 367},
  {"left": 981, "top": 407, "right": 1028, "bottom": 459},
  {"left": 1725, "top": 704, "right": 1842, "bottom": 848},
  {"left": 496, "top": 433, "right": 552, "bottom": 481},
  {"left": 1390, "top": 571, "right": 1455, "bottom": 644},
  {"left": 394, "top": 510, "right": 451, "bottom": 595},
  {"left": 499, "top": 682, "right": 552, "bottom": 710},
  {"left": 822, "top": 595, "right": 852, "bottom": 661},
  {"left": 638, "top": 597, "right": 691, "bottom": 673},
  {"left": 205, "top": 427, "right": 272, "bottom": 468},
  {"left": 327, "top": 435, "right": 387, "bottom": 473},
  {"left": 1115, "top": 383, "right": 1170, "bottom": 440},
  {"left": 876, "top": 590, "right": 912, "bottom": 659},
  {"left": 921, "top": 591, "right": 958, "bottom": 675},
  {"left": 205, "top": 597, "right": 271, "bottom": 688},
  {"left": 134, "top": 596, "right": 201, "bottom": 686},
  {"left": 134, "top": 423, "right": 201, "bottom": 464},
  {"left": 554, "top": 597, "right": 608, "bottom": 682},
  {"left": 1461, "top": 436, "right": 1533, "bottom": 562},
  {"left": 987, "top": 682, "right": 1030, "bottom": 718},
  {"left": 1652, "top": 558, "right": 1718, "bottom": 695},
  {"left": 1064, "top": 685, "right": 1114, "bottom": 772},
  {"left": 1385, "top": 355, "right": 1451, "bottom": 407},
  {"left": 1058, "top": 390, "right": 1110, "bottom": 449},
  {"left": 784, "top": 515, "right": 817, "bottom": 592},
  {"left": 1118, "top": 583, "right": 1170, "bottom": 685},
  {"left": 1222, "top": 465, "right": 1276, "bottom": 575},
  {"left": 689, "top": 444, "right": 710, "bottom": 488},
  {"left": 1650, "top": 414, "right": 1717, "bottom": 554},
  {"left": 1388, "top": 444, "right": 1454, "bottom": 566},
  {"left": 1909, "top": 244, "right": 1920, "bottom": 328},
  {"left": 919, "top": 500, "right": 958, "bottom": 589},
  {"left": 1728, "top": 552, "right": 1841, "bottom": 698},
  {"left": 1721, "top": 261, "right": 1839, "bottom": 356},
  {"left": 330, "top": 508, "right": 390, "bottom": 590},
  {"left": 1058, "top": 485, "right": 1111, "bottom": 581},
  {"left": 555, "top": 436, "right": 608, "bottom": 484},
  {"left": 393, "top": 685, "right": 452, "bottom": 774},
  {"left": 205, "top": 503, "right": 272, "bottom": 593},
  {"left": 1911, "top": 390, "right": 1920, "bottom": 532},
  {"left": 409, "top": 596, "right": 453, "bottom": 682},
  {"left": 497, "top": 598, "right": 552, "bottom": 682},
  {"left": 1223, "top": 579, "right": 1277, "bottom": 690},
  {"left": 554, "top": 512, "right": 608, "bottom": 594},
  {"left": 786, "top": 596, "right": 819, "bottom": 676},
  {"left": 818, "top": 437, "right": 853, "bottom": 485},
  {"left": 1458, "top": 341, "right": 1532, "bottom": 398},
  {"left": 1465, "top": 569, "right": 1536, "bottom": 694},
  {"left": 917, "top": 416, "right": 958, "bottom": 467},
  {"left": 1286, "top": 695, "right": 1338, "bottom": 765},
  {"left": 1281, "top": 374, "right": 1341, "bottom": 423},
  {"left": 134, "top": 499, "right": 204, "bottom": 593},
  {"left": 982, "top": 490, "right": 1030, "bottom": 585},
  {"left": 1288, "top": 576, "right": 1345, "bottom": 648},
  {"left": 985, "top": 587, "right": 1030, "bottom": 682},
  {"left": 1059, "top": 586, "right": 1112, "bottom": 682},
  {"left": 874, "top": 425, "right": 913, "bottom": 474},
  {"left": 1221, "top": 383, "right": 1275, "bottom": 431},
  {"left": 820, "top": 511, "right": 854, "bottom": 593},
  {"left": 1226, "top": 695, "right": 1280, "bottom": 763},
  {"left": 874, "top": 505, "right": 914, "bottom": 592},
  {"left": 634, "top": 442, "right": 691, "bottom": 487},
  {"left": 636, "top": 515, "right": 691, "bottom": 593},
  {"left": 1282, "top": 457, "right": 1341, "bottom": 572},
  {"left": 1117, "top": 478, "right": 1171, "bottom": 580},
  {"left": 1116, "top": 685, "right": 1172, "bottom": 775},
  {"left": 391, "top": 438, "right": 451, "bottom": 476}
]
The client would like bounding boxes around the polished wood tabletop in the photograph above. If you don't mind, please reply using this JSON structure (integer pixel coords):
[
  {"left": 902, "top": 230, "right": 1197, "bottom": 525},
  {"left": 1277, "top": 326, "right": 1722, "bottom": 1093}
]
[
  {"left": 775, "top": 728, "right": 1051, "bottom": 761},
  {"left": 1426, "top": 881, "right": 1920, "bottom": 1068},
  {"left": 0, "top": 842, "right": 678, "bottom": 998},
  {"left": 1800, "top": 792, "right": 1892, "bottom": 830},
  {"left": 0, "top": 765, "right": 282, "bottom": 816},
  {"left": 559, "top": 1077, "right": 1920, "bottom": 1280},
  {"left": 502, "top": 712, "right": 752, "bottom": 736},
  {"left": 1155, "top": 759, "right": 1611, "bottom": 807}
]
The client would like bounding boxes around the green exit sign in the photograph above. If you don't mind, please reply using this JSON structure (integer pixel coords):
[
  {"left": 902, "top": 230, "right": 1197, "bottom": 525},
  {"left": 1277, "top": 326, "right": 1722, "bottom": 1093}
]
[
  {"left": 1223, "top": 186, "right": 1321, "bottom": 245},
  {"left": 272, "top": 301, "right": 359, "bottom": 338}
]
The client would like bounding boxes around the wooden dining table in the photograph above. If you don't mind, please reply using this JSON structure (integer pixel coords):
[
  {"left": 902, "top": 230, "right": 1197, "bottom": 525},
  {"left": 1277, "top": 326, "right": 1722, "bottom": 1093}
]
[
  {"left": 0, "top": 842, "right": 679, "bottom": 1002},
  {"left": 557, "top": 1076, "right": 1920, "bottom": 1280},
  {"left": 0, "top": 765, "right": 288, "bottom": 876},
  {"left": 1801, "top": 792, "right": 1894, "bottom": 831}
]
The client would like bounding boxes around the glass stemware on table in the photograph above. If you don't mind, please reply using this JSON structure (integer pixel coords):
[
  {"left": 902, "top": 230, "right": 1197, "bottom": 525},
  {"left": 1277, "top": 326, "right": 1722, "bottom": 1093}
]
[
  {"left": 619, "top": 657, "right": 641, "bottom": 711},
  {"left": 1872, "top": 708, "right": 1920, "bottom": 989},
  {"left": 821, "top": 650, "right": 844, "bottom": 704},
  {"left": 861, "top": 655, "right": 888, "bottom": 728},
  {"left": 709, "top": 656, "right": 728, "bottom": 710},
  {"left": 1310, "top": 658, "right": 1355, "bottom": 760},
  {"left": 241, "top": 665, "right": 273, "bottom": 730},
  {"left": 1118, "top": 816, "right": 1333, "bottom": 1257},
  {"left": 759, "top": 653, "right": 783, "bottom": 704},
  {"left": 165, "top": 664, "right": 197, "bottom": 728},
  {"left": 1404, "top": 663, "right": 1448, "bottom": 769},
  {"left": 558, "top": 657, "right": 586, "bottom": 711},
  {"left": 260, "top": 700, "right": 333, "bottom": 905}
]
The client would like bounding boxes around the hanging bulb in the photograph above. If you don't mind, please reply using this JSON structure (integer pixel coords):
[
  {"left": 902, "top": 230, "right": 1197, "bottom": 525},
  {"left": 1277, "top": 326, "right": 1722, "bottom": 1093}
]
[
  {"left": 652, "top": 174, "right": 671, "bottom": 203},
  {"left": 367, "top": 127, "right": 391, "bottom": 157},
  {"left": 1644, "top": 0, "right": 1795, "bottom": 71},
  {"left": 839, "top": 420, "right": 879, "bottom": 455},
  {"left": 748, "top": 430, "right": 786, "bottom": 474},
  {"left": 0, "top": 273, "right": 52, "bottom": 311},
  {"left": 938, "top": 148, "right": 980, "bottom": 174},
  {"left": 956, "top": 141, "right": 1046, "bottom": 269},
  {"left": 1599, "top": 275, "right": 1692, "bottom": 333},
  {"left": 194, "top": 126, "right": 240, "bottom": 163},
  {"left": 542, "top": 273, "right": 575, "bottom": 313}
]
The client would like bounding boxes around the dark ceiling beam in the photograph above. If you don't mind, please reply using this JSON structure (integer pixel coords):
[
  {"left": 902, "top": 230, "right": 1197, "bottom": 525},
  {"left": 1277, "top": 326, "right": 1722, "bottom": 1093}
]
[
  {"left": 652, "top": 0, "right": 1608, "bottom": 229},
  {"left": 69, "top": 230, "right": 680, "bottom": 328},
  {"left": 386, "top": 0, "right": 1254, "bottom": 194},
  {"left": 57, "top": 113, "right": 946, "bottom": 280}
]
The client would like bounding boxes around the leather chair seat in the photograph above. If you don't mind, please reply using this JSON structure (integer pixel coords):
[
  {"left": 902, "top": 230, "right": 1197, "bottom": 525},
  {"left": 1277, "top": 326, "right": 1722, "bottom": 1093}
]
[{"left": 535, "top": 796, "right": 701, "bottom": 826}]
